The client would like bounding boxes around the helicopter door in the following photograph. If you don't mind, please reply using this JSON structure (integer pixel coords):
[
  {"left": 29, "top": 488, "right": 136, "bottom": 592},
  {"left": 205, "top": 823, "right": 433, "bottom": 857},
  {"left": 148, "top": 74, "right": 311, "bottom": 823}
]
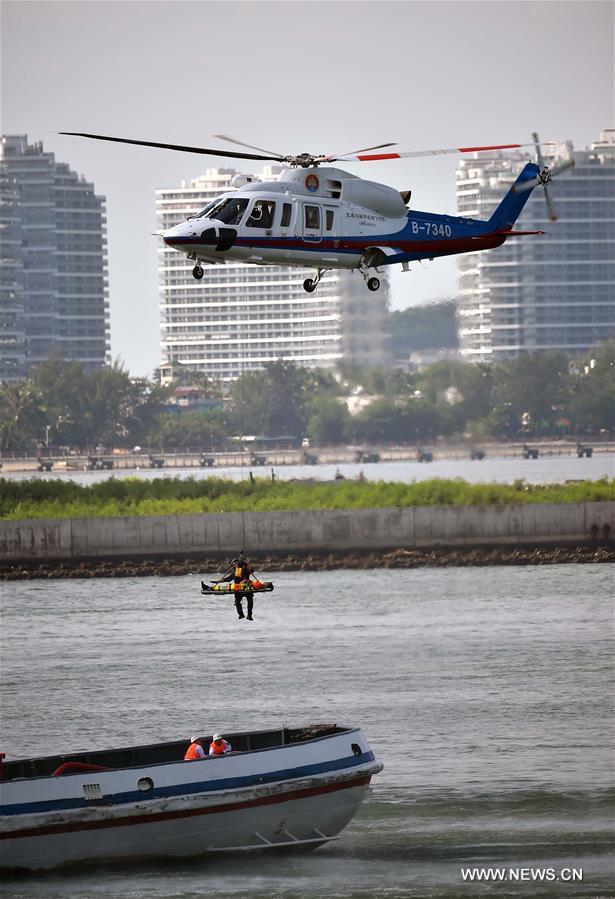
[{"left": 302, "top": 204, "right": 322, "bottom": 243}]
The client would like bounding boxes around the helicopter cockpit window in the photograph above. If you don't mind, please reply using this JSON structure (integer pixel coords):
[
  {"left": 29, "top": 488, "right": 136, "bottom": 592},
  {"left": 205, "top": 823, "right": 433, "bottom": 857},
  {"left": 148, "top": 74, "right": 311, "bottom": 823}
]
[
  {"left": 326, "top": 210, "right": 334, "bottom": 231},
  {"left": 246, "top": 200, "right": 276, "bottom": 229},
  {"left": 304, "top": 205, "right": 320, "bottom": 230},
  {"left": 210, "top": 197, "right": 249, "bottom": 225},
  {"left": 189, "top": 200, "right": 218, "bottom": 220}
]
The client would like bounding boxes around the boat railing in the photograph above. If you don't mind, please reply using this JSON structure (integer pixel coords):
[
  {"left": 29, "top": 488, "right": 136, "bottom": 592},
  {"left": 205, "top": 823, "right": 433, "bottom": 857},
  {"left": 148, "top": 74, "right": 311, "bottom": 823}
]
[{"left": 1, "top": 724, "right": 347, "bottom": 782}]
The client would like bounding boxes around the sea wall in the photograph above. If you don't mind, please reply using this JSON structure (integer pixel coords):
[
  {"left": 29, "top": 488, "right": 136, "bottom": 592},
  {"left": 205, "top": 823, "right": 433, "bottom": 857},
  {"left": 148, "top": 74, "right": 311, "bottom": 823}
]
[{"left": 1, "top": 502, "right": 614, "bottom": 562}]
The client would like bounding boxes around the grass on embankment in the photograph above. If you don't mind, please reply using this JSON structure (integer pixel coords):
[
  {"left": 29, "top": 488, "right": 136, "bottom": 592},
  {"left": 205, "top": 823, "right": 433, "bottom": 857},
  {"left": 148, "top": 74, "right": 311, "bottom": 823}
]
[{"left": 1, "top": 476, "right": 614, "bottom": 520}]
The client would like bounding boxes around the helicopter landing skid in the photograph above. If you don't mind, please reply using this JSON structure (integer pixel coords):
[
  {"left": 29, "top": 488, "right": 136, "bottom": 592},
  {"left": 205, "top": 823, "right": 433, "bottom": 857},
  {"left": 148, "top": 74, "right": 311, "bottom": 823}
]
[{"left": 303, "top": 268, "right": 327, "bottom": 293}]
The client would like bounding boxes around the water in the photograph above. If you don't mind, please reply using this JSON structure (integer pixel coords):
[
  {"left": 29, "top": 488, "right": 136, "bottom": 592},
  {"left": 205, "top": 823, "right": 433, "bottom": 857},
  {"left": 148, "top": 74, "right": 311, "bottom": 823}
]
[
  {"left": 1, "top": 566, "right": 614, "bottom": 897},
  {"left": 3, "top": 453, "right": 614, "bottom": 486}
]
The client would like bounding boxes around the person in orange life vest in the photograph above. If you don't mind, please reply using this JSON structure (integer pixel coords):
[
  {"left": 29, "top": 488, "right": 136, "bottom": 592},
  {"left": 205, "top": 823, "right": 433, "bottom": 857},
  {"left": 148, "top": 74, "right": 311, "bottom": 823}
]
[
  {"left": 184, "top": 735, "right": 206, "bottom": 760},
  {"left": 209, "top": 733, "right": 232, "bottom": 755}
]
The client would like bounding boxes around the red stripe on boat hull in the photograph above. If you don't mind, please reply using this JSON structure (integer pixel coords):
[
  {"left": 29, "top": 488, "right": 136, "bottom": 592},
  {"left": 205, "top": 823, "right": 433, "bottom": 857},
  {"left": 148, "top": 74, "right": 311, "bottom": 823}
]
[{"left": 2, "top": 773, "right": 372, "bottom": 841}]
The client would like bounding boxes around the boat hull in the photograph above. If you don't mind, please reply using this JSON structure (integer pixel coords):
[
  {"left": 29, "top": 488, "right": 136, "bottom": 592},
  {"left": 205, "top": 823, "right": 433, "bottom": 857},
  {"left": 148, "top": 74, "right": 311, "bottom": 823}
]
[
  {"left": 0, "top": 727, "right": 382, "bottom": 870},
  {"left": 1, "top": 769, "right": 376, "bottom": 869}
]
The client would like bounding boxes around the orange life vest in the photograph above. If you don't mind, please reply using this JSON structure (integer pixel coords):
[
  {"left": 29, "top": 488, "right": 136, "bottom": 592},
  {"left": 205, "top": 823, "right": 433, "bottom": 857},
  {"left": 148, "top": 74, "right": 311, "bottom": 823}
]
[
  {"left": 184, "top": 742, "right": 204, "bottom": 760},
  {"left": 209, "top": 739, "right": 229, "bottom": 755},
  {"left": 235, "top": 562, "right": 245, "bottom": 580}
]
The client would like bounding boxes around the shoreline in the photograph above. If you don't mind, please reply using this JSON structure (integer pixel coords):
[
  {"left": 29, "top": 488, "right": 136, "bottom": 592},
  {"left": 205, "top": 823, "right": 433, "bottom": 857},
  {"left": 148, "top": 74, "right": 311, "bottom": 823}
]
[
  {"left": 3, "top": 544, "right": 613, "bottom": 580},
  {"left": 1, "top": 441, "right": 613, "bottom": 475}
]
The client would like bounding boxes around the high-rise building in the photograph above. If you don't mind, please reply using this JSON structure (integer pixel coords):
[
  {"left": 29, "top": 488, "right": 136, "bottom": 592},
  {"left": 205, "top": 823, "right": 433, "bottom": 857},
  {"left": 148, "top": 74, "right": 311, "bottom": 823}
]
[
  {"left": 0, "top": 135, "right": 109, "bottom": 378},
  {"left": 456, "top": 129, "right": 615, "bottom": 362},
  {"left": 0, "top": 169, "right": 26, "bottom": 381},
  {"left": 156, "top": 166, "right": 388, "bottom": 380}
]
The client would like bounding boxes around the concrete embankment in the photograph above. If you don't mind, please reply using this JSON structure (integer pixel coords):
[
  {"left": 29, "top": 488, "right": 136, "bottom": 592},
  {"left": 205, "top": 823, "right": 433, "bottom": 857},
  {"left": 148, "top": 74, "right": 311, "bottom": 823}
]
[{"left": 1, "top": 503, "right": 613, "bottom": 576}]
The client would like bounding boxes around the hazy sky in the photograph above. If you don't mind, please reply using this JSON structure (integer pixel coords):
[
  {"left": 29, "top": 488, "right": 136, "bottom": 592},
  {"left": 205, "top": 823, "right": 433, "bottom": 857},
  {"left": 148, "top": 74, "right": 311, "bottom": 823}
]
[{"left": 2, "top": 0, "right": 612, "bottom": 375}]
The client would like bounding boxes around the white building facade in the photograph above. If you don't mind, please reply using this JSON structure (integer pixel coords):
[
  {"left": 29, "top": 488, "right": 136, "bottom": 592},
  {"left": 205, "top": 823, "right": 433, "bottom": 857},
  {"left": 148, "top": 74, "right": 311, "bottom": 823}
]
[
  {"left": 156, "top": 167, "right": 388, "bottom": 380},
  {"left": 0, "top": 135, "right": 109, "bottom": 376},
  {"left": 456, "top": 129, "right": 615, "bottom": 362},
  {"left": 0, "top": 168, "right": 26, "bottom": 381}
]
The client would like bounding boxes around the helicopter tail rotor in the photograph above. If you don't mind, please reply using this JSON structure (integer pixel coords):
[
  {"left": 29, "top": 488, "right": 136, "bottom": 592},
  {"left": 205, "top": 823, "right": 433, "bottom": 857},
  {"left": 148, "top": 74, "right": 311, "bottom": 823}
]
[{"left": 512, "top": 132, "right": 575, "bottom": 222}]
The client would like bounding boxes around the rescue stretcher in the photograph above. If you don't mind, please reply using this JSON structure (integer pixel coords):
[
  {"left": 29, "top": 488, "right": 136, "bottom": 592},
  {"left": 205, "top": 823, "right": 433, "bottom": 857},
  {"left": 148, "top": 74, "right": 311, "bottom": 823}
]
[{"left": 200, "top": 580, "right": 274, "bottom": 595}]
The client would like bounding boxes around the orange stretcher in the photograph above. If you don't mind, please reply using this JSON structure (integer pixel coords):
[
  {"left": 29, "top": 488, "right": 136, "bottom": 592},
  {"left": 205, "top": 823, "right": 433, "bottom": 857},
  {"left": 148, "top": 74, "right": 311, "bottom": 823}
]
[{"left": 201, "top": 579, "right": 274, "bottom": 595}]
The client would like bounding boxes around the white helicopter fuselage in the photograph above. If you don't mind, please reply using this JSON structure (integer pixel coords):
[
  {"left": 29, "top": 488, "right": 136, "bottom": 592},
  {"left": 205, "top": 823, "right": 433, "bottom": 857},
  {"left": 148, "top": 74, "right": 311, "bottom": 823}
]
[
  {"left": 163, "top": 166, "right": 409, "bottom": 271},
  {"left": 163, "top": 159, "right": 545, "bottom": 292},
  {"left": 60, "top": 130, "right": 559, "bottom": 289}
]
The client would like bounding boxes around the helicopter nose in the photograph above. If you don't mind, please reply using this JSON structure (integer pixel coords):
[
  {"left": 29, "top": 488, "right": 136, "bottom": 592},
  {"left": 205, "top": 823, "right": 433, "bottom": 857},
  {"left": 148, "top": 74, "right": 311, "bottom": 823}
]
[
  {"left": 197, "top": 226, "right": 238, "bottom": 252},
  {"left": 162, "top": 222, "right": 192, "bottom": 247},
  {"left": 163, "top": 223, "right": 237, "bottom": 252}
]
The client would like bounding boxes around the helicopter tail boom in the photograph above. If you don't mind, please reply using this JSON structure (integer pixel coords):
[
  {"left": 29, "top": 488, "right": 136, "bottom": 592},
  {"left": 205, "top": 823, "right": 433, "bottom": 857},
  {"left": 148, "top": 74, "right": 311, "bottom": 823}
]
[{"left": 487, "top": 162, "right": 541, "bottom": 231}]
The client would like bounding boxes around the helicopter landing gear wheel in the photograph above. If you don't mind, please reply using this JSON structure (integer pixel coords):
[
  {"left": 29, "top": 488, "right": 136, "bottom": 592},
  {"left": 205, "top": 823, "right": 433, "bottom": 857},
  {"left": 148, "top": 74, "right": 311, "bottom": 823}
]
[
  {"left": 367, "top": 277, "right": 380, "bottom": 292},
  {"left": 192, "top": 264, "right": 204, "bottom": 280},
  {"left": 303, "top": 268, "right": 326, "bottom": 293}
]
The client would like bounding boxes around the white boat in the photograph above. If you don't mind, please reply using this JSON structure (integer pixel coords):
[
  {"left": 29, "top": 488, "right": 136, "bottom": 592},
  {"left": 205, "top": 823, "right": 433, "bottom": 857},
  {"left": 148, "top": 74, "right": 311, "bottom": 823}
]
[{"left": 0, "top": 723, "right": 382, "bottom": 870}]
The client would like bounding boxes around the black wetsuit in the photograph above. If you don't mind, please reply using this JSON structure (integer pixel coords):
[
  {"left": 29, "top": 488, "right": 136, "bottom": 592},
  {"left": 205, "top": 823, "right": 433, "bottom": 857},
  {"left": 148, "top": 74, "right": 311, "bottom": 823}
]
[{"left": 233, "top": 560, "right": 254, "bottom": 620}]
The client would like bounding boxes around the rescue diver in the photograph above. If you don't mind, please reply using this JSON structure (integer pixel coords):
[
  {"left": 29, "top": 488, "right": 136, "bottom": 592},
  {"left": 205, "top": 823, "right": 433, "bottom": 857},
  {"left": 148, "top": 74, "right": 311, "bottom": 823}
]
[
  {"left": 214, "top": 552, "right": 259, "bottom": 620},
  {"left": 231, "top": 553, "right": 255, "bottom": 621},
  {"left": 202, "top": 551, "right": 270, "bottom": 620}
]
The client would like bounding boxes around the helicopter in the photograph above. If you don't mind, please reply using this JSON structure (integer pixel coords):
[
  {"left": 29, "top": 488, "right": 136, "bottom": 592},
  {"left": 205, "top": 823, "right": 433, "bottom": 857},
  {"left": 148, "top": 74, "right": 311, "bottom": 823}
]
[{"left": 61, "top": 131, "right": 574, "bottom": 293}]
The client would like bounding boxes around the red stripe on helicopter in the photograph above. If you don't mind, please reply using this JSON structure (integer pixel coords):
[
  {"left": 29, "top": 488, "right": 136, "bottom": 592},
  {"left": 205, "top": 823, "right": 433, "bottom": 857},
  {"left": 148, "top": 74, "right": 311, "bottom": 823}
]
[
  {"left": 356, "top": 143, "right": 524, "bottom": 161},
  {"left": 169, "top": 233, "right": 509, "bottom": 255},
  {"left": 496, "top": 229, "right": 544, "bottom": 236},
  {"left": 457, "top": 143, "right": 523, "bottom": 152},
  {"left": 231, "top": 234, "right": 508, "bottom": 254},
  {"left": 356, "top": 153, "right": 401, "bottom": 161}
]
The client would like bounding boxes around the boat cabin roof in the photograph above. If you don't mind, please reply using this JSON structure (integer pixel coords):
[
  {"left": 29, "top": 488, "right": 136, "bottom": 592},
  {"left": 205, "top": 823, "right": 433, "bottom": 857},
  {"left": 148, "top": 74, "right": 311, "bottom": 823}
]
[{"left": 2, "top": 724, "right": 351, "bottom": 782}]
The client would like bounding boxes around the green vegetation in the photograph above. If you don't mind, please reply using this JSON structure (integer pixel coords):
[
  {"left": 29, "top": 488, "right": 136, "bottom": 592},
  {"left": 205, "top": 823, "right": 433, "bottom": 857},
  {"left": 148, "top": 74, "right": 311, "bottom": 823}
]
[
  {"left": 1, "top": 476, "right": 613, "bottom": 520},
  {"left": 385, "top": 300, "right": 459, "bottom": 356},
  {"left": 1, "top": 341, "right": 613, "bottom": 453}
]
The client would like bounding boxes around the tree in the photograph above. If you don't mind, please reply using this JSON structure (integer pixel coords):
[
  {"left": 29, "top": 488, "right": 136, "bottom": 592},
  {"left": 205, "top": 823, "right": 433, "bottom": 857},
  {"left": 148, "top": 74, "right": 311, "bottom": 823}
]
[
  {"left": 566, "top": 340, "right": 615, "bottom": 435},
  {"left": 353, "top": 400, "right": 403, "bottom": 443},
  {"left": 0, "top": 382, "right": 47, "bottom": 451},
  {"left": 147, "top": 410, "right": 229, "bottom": 450},
  {"left": 30, "top": 357, "right": 171, "bottom": 448},
  {"left": 229, "top": 361, "right": 312, "bottom": 437},
  {"left": 306, "top": 396, "right": 351, "bottom": 444},
  {"left": 337, "top": 361, "right": 415, "bottom": 397},
  {"left": 415, "top": 360, "right": 493, "bottom": 434},
  {"left": 386, "top": 300, "right": 459, "bottom": 358},
  {"left": 397, "top": 399, "right": 443, "bottom": 442},
  {"left": 493, "top": 351, "right": 571, "bottom": 435}
]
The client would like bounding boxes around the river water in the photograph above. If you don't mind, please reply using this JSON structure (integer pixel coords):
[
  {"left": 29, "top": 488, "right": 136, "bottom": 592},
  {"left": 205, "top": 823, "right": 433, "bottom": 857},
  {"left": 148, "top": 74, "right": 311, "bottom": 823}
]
[
  {"left": 2, "top": 453, "right": 614, "bottom": 487},
  {"left": 1, "top": 566, "right": 614, "bottom": 897}
]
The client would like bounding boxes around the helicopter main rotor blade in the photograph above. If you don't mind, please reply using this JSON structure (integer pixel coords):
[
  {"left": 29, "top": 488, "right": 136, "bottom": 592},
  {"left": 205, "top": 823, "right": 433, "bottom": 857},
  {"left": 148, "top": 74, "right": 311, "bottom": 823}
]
[
  {"left": 317, "top": 142, "right": 398, "bottom": 163},
  {"left": 336, "top": 141, "right": 535, "bottom": 162},
  {"left": 212, "top": 133, "right": 286, "bottom": 158},
  {"left": 60, "top": 132, "right": 285, "bottom": 162}
]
